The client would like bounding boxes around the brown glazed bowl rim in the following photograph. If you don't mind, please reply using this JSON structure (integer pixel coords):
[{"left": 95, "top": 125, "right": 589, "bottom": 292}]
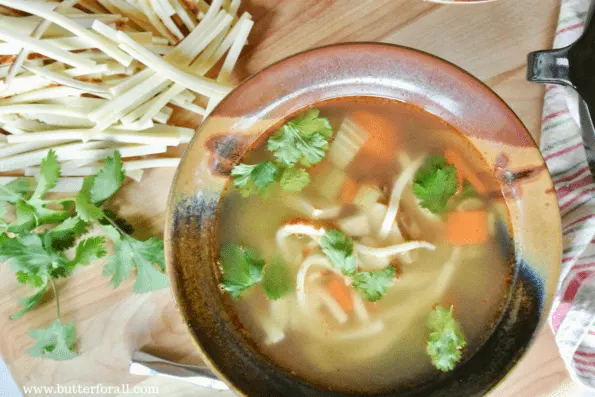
[{"left": 165, "top": 42, "right": 562, "bottom": 397}]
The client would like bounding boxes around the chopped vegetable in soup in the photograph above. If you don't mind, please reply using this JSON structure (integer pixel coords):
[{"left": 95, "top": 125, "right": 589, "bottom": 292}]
[{"left": 217, "top": 97, "right": 513, "bottom": 393}]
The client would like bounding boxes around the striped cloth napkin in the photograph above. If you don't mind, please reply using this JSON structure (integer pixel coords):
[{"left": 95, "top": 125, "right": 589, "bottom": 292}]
[{"left": 542, "top": 0, "right": 595, "bottom": 389}]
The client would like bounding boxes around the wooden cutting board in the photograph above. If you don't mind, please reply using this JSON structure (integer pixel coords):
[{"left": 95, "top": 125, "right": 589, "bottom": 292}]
[{"left": 0, "top": 1, "right": 572, "bottom": 396}]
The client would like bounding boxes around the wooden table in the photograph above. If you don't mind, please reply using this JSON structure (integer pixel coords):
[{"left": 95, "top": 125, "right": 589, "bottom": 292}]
[{"left": 0, "top": 0, "right": 573, "bottom": 396}]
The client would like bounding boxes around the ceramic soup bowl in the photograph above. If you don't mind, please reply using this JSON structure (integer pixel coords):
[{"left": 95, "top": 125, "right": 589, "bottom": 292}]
[{"left": 165, "top": 43, "right": 561, "bottom": 397}]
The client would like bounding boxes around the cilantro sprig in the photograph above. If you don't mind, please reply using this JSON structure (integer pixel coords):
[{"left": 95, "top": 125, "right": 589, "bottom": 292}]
[
  {"left": 218, "top": 243, "right": 293, "bottom": 300},
  {"left": 321, "top": 229, "right": 396, "bottom": 302},
  {"left": 426, "top": 305, "right": 467, "bottom": 371},
  {"left": 320, "top": 229, "right": 357, "bottom": 276},
  {"left": 413, "top": 155, "right": 459, "bottom": 214},
  {"left": 0, "top": 150, "right": 168, "bottom": 360},
  {"left": 231, "top": 109, "right": 331, "bottom": 197},
  {"left": 351, "top": 266, "right": 396, "bottom": 302}
]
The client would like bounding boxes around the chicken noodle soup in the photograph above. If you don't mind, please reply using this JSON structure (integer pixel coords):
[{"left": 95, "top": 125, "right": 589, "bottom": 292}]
[{"left": 217, "top": 97, "right": 513, "bottom": 393}]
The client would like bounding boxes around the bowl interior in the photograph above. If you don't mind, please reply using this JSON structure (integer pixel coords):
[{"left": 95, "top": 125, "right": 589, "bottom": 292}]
[{"left": 165, "top": 43, "right": 561, "bottom": 397}]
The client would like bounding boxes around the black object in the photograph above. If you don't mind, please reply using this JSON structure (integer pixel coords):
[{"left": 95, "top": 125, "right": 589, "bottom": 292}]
[{"left": 527, "top": 2, "right": 595, "bottom": 174}]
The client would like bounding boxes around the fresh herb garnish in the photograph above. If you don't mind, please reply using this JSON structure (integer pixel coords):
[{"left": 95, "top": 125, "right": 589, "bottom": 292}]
[
  {"left": 231, "top": 109, "right": 333, "bottom": 197},
  {"left": 219, "top": 244, "right": 293, "bottom": 300},
  {"left": 102, "top": 229, "right": 168, "bottom": 294},
  {"left": 262, "top": 258, "right": 293, "bottom": 300},
  {"left": 279, "top": 168, "right": 311, "bottom": 192},
  {"left": 231, "top": 161, "right": 278, "bottom": 198},
  {"left": 426, "top": 305, "right": 467, "bottom": 372},
  {"left": 268, "top": 109, "right": 332, "bottom": 167},
  {"left": 413, "top": 155, "right": 459, "bottom": 214},
  {"left": 26, "top": 319, "right": 77, "bottom": 361},
  {"left": 320, "top": 229, "right": 357, "bottom": 276},
  {"left": 1, "top": 150, "right": 168, "bottom": 360},
  {"left": 219, "top": 244, "right": 265, "bottom": 298},
  {"left": 351, "top": 265, "right": 396, "bottom": 302}
]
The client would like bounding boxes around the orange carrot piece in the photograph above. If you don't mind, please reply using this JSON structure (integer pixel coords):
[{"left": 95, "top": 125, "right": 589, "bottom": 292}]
[
  {"left": 325, "top": 278, "right": 353, "bottom": 312},
  {"left": 446, "top": 210, "right": 488, "bottom": 245},
  {"left": 444, "top": 149, "right": 486, "bottom": 194},
  {"left": 350, "top": 111, "right": 395, "bottom": 162},
  {"left": 340, "top": 177, "right": 358, "bottom": 203}
]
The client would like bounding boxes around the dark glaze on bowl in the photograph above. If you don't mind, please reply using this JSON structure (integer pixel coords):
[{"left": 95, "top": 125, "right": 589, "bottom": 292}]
[{"left": 165, "top": 43, "right": 561, "bottom": 397}]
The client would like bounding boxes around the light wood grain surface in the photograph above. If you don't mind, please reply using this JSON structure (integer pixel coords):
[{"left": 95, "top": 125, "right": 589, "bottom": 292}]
[{"left": 0, "top": 0, "right": 575, "bottom": 396}]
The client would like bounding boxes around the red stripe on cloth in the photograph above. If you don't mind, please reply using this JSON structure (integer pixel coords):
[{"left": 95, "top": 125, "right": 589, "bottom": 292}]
[
  {"left": 590, "top": 330, "right": 595, "bottom": 336},
  {"left": 542, "top": 109, "right": 569, "bottom": 123},
  {"left": 552, "top": 302, "right": 571, "bottom": 333},
  {"left": 576, "top": 351, "right": 595, "bottom": 358},
  {"left": 571, "top": 261, "right": 595, "bottom": 272},
  {"left": 555, "top": 166, "right": 590, "bottom": 184},
  {"left": 564, "top": 213, "right": 595, "bottom": 231},
  {"left": 574, "top": 357, "right": 595, "bottom": 367},
  {"left": 557, "top": 175, "right": 595, "bottom": 200},
  {"left": 544, "top": 142, "right": 583, "bottom": 161},
  {"left": 562, "top": 271, "right": 592, "bottom": 302},
  {"left": 556, "top": 22, "right": 585, "bottom": 36},
  {"left": 560, "top": 187, "right": 595, "bottom": 211},
  {"left": 545, "top": 85, "right": 556, "bottom": 93}
]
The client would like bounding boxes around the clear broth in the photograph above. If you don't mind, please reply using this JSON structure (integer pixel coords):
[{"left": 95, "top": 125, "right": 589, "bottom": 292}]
[{"left": 217, "top": 97, "right": 513, "bottom": 393}]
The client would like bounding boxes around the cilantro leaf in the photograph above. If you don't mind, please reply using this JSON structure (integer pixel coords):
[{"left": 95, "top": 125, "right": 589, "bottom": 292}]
[
  {"left": 69, "top": 236, "right": 107, "bottom": 269},
  {"left": 0, "top": 177, "right": 34, "bottom": 203},
  {"left": 267, "top": 109, "right": 332, "bottom": 167},
  {"left": 10, "top": 284, "right": 48, "bottom": 320},
  {"left": 0, "top": 232, "right": 54, "bottom": 275},
  {"left": 26, "top": 320, "right": 78, "bottom": 361},
  {"left": 8, "top": 199, "right": 37, "bottom": 233},
  {"left": 413, "top": 155, "right": 459, "bottom": 214},
  {"left": 43, "top": 216, "right": 88, "bottom": 252},
  {"left": 103, "top": 233, "right": 168, "bottom": 293},
  {"left": 231, "top": 162, "right": 278, "bottom": 197},
  {"left": 90, "top": 151, "right": 125, "bottom": 204},
  {"left": 262, "top": 258, "right": 293, "bottom": 300},
  {"left": 279, "top": 168, "right": 310, "bottom": 192},
  {"left": 32, "top": 150, "right": 60, "bottom": 200},
  {"left": 267, "top": 125, "right": 303, "bottom": 166},
  {"left": 29, "top": 202, "right": 69, "bottom": 226},
  {"left": 75, "top": 176, "right": 104, "bottom": 222},
  {"left": 16, "top": 270, "right": 45, "bottom": 288},
  {"left": 320, "top": 229, "right": 357, "bottom": 276},
  {"left": 219, "top": 244, "right": 265, "bottom": 298},
  {"left": 426, "top": 305, "right": 467, "bottom": 372},
  {"left": 268, "top": 124, "right": 329, "bottom": 167},
  {"left": 290, "top": 109, "right": 333, "bottom": 138},
  {"left": 351, "top": 265, "right": 396, "bottom": 302}
]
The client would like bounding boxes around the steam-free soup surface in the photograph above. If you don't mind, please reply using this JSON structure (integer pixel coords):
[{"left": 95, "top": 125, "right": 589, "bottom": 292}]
[{"left": 217, "top": 97, "right": 513, "bottom": 393}]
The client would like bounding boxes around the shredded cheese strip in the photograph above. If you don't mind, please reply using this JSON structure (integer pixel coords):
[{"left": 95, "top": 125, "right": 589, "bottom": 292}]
[
  {"left": 149, "top": 0, "right": 184, "bottom": 40},
  {"left": 170, "top": 0, "right": 197, "bottom": 30},
  {"left": 93, "top": 21, "right": 234, "bottom": 96},
  {"left": 7, "top": 128, "right": 182, "bottom": 146},
  {"left": 5, "top": 0, "right": 79, "bottom": 87},
  {"left": 0, "top": 104, "right": 87, "bottom": 118},
  {"left": 138, "top": 0, "right": 177, "bottom": 44},
  {"left": 28, "top": 157, "right": 181, "bottom": 177},
  {"left": 0, "top": 26, "right": 96, "bottom": 70},
  {"left": 0, "top": 0, "right": 133, "bottom": 66},
  {"left": 0, "top": 86, "right": 82, "bottom": 105},
  {"left": 22, "top": 63, "right": 110, "bottom": 96},
  {"left": 0, "top": 0, "right": 253, "bottom": 183},
  {"left": 0, "top": 32, "right": 153, "bottom": 55}
]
